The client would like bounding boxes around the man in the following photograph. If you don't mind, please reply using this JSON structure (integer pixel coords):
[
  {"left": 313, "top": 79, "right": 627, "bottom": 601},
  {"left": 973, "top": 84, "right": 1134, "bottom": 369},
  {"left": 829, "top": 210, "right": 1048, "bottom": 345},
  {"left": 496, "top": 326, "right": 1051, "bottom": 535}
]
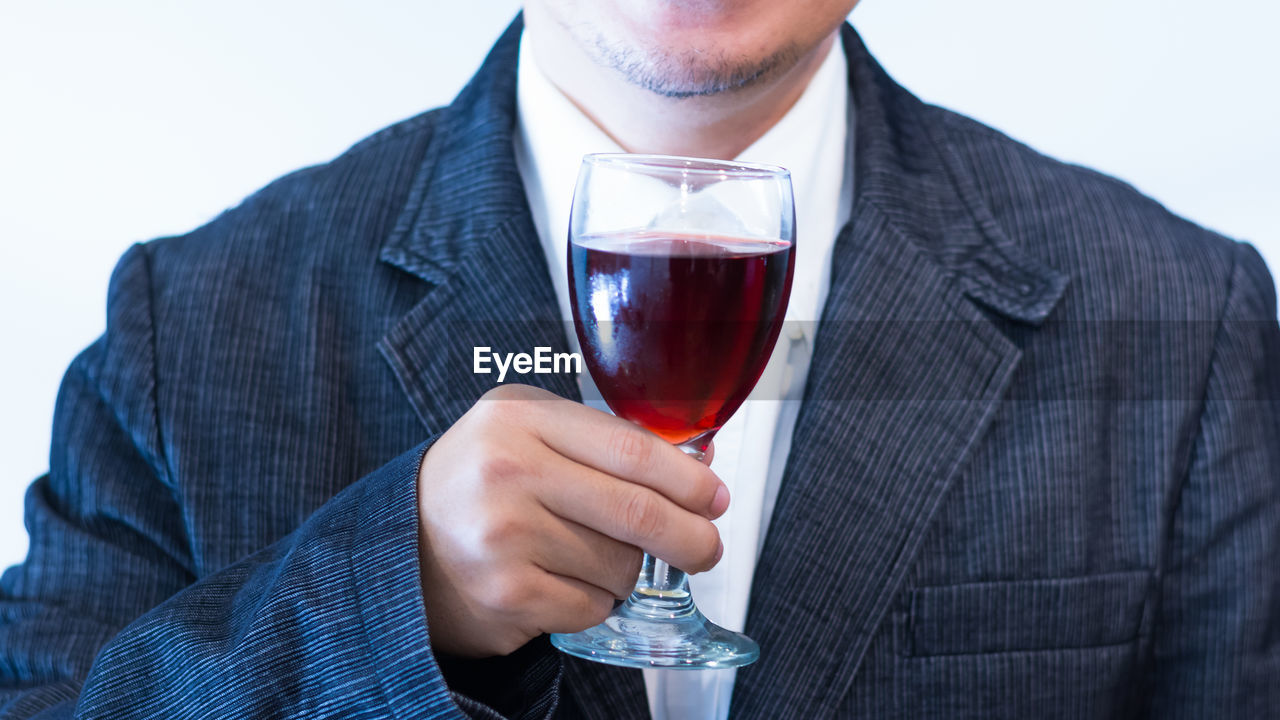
[{"left": 1, "top": 2, "right": 1277, "bottom": 719}]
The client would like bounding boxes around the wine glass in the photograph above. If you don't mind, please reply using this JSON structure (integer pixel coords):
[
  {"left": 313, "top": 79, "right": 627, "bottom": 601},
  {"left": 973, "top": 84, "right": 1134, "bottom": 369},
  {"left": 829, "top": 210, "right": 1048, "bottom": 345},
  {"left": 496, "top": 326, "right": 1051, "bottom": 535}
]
[{"left": 550, "top": 154, "right": 795, "bottom": 669}]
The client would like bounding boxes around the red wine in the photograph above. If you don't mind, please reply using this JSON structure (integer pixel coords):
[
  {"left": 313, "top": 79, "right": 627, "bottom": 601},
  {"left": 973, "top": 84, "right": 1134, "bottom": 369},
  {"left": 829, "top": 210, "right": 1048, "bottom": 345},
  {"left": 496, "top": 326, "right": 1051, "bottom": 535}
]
[{"left": 569, "top": 230, "right": 795, "bottom": 449}]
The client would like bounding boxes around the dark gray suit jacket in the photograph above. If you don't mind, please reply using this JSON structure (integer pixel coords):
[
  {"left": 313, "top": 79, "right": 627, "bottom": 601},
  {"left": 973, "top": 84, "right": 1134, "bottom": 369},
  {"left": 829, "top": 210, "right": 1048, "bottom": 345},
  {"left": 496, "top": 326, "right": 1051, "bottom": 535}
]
[{"left": 1, "top": 17, "right": 1276, "bottom": 720}]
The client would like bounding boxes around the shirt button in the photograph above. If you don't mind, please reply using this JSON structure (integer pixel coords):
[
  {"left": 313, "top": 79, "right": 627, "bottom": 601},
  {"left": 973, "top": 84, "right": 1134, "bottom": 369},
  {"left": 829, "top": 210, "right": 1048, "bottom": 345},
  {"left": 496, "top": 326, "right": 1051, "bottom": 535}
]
[{"left": 788, "top": 324, "right": 805, "bottom": 341}]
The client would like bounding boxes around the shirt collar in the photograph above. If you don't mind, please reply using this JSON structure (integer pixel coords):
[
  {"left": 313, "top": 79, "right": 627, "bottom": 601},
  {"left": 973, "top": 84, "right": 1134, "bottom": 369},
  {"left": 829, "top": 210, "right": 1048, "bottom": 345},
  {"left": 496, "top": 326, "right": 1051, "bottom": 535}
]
[{"left": 513, "top": 29, "right": 851, "bottom": 327}]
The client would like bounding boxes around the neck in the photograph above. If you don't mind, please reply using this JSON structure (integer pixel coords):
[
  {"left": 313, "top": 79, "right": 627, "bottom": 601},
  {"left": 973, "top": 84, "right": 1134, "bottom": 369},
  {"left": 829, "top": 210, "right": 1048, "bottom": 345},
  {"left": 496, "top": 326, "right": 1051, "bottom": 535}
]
[{"left": 522, "top": 8, "right": 835, "bottom": 160}]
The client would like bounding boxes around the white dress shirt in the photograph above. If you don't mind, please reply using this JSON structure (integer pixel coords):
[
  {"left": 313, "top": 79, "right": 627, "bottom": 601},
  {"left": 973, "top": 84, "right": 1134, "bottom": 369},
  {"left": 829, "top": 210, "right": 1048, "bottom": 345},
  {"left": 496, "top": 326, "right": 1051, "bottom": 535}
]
[{"left": 513, "top": 30, "right": 853, "bottom": 720}]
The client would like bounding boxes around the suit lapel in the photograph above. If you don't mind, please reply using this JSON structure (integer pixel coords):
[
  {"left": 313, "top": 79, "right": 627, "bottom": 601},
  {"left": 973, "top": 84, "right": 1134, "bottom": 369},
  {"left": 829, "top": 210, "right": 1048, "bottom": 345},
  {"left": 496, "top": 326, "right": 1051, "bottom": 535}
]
[
  {"left": 730, "top": 203, "right": 1023, "bottom": 718},
  {"left": 376, "top": 18, "right": 580, "bottom": 435},
  {"left": 374, "top": 16, "right": 652, "bottom": 719},
  {"left": 730, "top": 27, "right": 1067, "bottom": 718},
  {"left": 377, "top": 214, "right": 581, "bottom": 434}
]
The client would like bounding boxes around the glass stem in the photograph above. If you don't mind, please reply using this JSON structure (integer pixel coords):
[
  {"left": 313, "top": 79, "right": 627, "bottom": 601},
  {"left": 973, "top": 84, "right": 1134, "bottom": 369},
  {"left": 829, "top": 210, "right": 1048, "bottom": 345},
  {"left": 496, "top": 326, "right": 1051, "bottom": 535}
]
[
  {"left": 639, "top": 554, "right": 687, "bottom": 594},
  {"left": 621, "top": 442, "right": 707, "bottom": 615},
  {"left": 629, "top": 554, "right": 697, "bottom": 619},
  {"left": 678, "top": 441, "right": 707, "bottom": 463}
]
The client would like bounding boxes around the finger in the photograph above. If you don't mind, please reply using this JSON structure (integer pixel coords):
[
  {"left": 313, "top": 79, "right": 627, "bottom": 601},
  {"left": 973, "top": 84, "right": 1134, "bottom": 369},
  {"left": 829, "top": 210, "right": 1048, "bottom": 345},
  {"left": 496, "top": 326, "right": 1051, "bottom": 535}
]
[
  {"left": 702, "top": 440, "right": 715, "bottom": 466},
  {"left": 529, "top": 571, "right": 618, "bottom": 635},
  {"left": 530, "top": 517, "right": 642, "bottom": 600},
  {"left": 534, "top": 452, "right": 723, "bottom": 573},
  {"left": 530, "top": 400, "right": 727, "bottom": 518}
]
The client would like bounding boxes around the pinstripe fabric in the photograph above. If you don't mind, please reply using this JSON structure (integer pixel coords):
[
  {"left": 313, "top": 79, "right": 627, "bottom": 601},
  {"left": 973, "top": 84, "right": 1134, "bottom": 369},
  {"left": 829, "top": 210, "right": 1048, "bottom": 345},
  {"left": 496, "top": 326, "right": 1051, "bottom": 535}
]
[{"left": 1, "top": 15, "right": 1276, "bottom": 720}]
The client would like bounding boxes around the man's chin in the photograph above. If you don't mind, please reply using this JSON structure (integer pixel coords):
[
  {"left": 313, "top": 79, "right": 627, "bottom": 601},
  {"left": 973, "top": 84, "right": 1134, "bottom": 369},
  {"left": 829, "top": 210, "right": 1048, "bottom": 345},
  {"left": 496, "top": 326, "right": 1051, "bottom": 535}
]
[
  {"left": 626, "top": 65, "right": 775, "bottom": 100},
  {"left": 598, "top": 45, "right": 795, "bottom": 100}
]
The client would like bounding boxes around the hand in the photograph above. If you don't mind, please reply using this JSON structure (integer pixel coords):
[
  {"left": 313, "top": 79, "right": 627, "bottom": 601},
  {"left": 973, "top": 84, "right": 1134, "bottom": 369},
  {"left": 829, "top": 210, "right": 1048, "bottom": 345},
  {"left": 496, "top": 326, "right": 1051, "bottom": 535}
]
[{"left": 416, "top": 384, "right": 728, "bottom": 658}]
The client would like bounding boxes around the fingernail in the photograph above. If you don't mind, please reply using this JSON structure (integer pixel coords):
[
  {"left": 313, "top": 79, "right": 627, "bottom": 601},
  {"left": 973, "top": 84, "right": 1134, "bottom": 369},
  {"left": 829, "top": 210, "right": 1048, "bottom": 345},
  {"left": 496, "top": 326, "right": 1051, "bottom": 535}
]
[
  {"left": 710, "top": 483, "right": 730, "bottom": 517},
  {"left": 713, "top": 540, "right": 724, "bottom": 565}
]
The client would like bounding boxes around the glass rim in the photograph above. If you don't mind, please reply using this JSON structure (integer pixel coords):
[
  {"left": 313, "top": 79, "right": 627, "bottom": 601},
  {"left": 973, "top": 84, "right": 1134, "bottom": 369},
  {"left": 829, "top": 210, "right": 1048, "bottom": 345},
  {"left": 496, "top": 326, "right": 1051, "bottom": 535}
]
[{"left": 582, "top": 153, "right": 791, "bottom": 179}]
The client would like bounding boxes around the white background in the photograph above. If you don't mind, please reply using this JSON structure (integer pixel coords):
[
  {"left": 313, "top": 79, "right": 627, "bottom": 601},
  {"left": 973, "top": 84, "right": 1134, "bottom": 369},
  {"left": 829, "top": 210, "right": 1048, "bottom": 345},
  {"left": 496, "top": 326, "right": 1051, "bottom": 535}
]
[{"left": 2, "top": 1, "right": 1277, "bottom": 571}]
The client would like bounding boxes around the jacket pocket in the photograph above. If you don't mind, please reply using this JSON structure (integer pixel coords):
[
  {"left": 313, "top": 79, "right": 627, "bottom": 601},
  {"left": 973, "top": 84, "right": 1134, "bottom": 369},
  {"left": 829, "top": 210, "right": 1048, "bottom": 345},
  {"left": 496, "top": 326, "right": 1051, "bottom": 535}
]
[{"left": 903, "top": 570, "right": 1151, "bottom": 657}]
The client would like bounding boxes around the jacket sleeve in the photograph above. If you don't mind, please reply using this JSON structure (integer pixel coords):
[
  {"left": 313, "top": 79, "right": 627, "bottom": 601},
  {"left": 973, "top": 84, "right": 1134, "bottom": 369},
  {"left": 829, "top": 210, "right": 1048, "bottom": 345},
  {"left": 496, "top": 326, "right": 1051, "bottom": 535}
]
[
  {"left": 0, "top": 244, "right": 562, "bottom": 719},
  {"left": 1147, "top": 242, "right": 1280, "bottom": 716}
]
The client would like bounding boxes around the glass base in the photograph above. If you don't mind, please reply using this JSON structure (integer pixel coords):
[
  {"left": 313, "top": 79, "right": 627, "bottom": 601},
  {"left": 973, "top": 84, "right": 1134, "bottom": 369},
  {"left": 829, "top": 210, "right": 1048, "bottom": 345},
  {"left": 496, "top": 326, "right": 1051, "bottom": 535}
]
[{"left": 550, "top": 588, "right": 759, "bottom": 669}]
